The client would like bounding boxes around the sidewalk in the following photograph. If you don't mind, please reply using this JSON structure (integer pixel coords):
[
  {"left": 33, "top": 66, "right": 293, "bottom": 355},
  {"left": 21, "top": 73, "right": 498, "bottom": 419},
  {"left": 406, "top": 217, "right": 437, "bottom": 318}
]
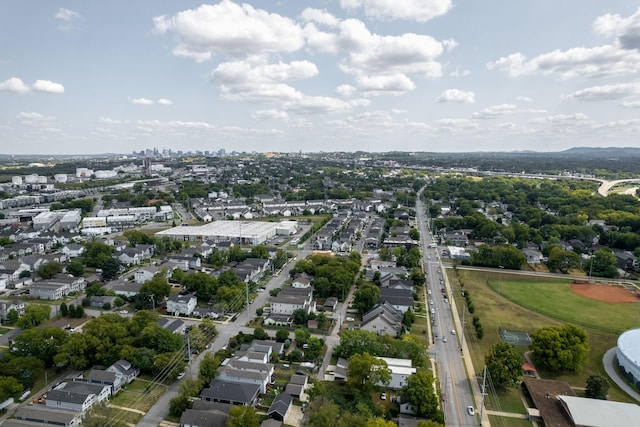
[{"left": 603, "top": 347, "right": 640, "bottom": 402}]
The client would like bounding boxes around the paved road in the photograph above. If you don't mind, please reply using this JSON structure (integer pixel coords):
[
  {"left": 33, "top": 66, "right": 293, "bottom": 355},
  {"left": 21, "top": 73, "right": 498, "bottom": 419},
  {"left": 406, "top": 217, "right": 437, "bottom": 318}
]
[{"left": 416, "top": 194, "right": 485, "bottom": 426}]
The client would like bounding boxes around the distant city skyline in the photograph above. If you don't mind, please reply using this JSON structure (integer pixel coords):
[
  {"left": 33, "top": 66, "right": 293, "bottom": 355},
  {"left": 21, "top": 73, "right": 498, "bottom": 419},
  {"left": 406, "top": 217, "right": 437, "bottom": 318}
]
[{"left": 1, "top": 1, "right": 640, "bottom": 155}]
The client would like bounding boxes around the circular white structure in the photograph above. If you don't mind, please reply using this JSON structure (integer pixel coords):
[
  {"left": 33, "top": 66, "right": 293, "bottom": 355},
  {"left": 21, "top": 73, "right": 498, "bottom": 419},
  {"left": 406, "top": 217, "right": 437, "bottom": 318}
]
[{"left": 617, "top": 328, "right": 640, "bottom": 387}]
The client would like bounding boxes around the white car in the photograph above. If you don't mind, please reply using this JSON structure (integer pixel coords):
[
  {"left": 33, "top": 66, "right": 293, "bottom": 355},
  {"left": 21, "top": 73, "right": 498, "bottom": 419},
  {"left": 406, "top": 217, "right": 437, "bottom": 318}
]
[
  {"left": 451, "top": 329, "right": 456, "bottom": 335},
  {"left": 467, "top": 406, "right": 475, "bottom": 416},
  {"left": 119, "top": 310, "right": 128, "bottom": 314},
  {"left": 177, "top": 372, "right": 186, "bottom": 380},
  {"left": 380, "top": 392, "right": 386, "bottom": 400}
]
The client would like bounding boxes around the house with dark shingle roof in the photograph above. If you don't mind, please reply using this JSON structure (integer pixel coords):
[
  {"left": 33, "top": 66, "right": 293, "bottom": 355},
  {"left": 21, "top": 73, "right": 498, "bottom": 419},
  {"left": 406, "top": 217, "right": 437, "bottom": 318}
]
[
  {"left": 267, "top": 392, "right": 292, "bottom": 421},
  {"left": 14, "top": 405, "right": 82, "bottom": 427},
  {"left": 200, "top": 378, "right": 260, "bottom": 406}
]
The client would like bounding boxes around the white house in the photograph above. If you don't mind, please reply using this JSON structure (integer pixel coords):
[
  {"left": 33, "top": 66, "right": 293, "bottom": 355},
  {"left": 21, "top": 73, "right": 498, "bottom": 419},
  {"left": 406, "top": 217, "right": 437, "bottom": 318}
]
[
  {"left": 271, "top": 287, "right": 315, "bottom": 315},
  {"left": 166, "top": 292, "right": 197, "bottom": 316}
]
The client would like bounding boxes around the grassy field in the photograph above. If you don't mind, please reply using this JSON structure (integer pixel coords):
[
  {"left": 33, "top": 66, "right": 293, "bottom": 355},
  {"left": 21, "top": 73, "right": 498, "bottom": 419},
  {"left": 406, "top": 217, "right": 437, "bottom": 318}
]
[
  {"left": 486, "top": 278, "right": 640, "bottom": 334},
  {"left": 450, "top": 268, "right": 635, "bottom": 404}
]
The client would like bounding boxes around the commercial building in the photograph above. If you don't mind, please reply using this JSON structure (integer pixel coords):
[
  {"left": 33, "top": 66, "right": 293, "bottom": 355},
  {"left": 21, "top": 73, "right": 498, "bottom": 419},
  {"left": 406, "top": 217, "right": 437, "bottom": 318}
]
[{"left": 155, "top": 220, "right": 287, "bottom": 245}]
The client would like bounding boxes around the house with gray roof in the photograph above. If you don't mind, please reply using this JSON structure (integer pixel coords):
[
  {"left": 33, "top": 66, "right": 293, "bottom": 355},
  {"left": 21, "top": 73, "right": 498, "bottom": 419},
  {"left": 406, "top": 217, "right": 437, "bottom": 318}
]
[
  {"left": 45, "top": 382, "right": 108, "bottom": 415},
  {"left": 267, "top": 392, "right": 292, "bottom": 422},
  {"left": 200, "top": 378, "right": 260, "bottom": 406},
  {"left": 106, "top": 359, "right": 139, "bottom": 385},
  {"left": 379, "top": 287, "right": 414, "bottom": 313},
  {"left": 14, "top": 405, "right": 82, "bottom": 427},
  {"left": 167, "top": 292, "right": 197, "bottom": 316},
  {"left": 179, "top": 408, "right": 228, "bottom": 427},
  {"left": 361, "top": 302, "right": 404, "bottom": 337}
]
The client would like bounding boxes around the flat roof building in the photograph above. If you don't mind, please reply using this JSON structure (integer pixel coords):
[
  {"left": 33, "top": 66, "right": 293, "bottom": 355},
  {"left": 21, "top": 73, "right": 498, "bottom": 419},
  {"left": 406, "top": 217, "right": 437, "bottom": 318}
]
[{"left": 155, "top": 220, "right": 283, "bottom": 245}]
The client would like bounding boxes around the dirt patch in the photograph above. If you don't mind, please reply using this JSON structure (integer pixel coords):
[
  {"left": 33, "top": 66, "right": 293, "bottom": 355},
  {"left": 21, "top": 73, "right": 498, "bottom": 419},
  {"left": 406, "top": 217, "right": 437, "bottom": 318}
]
[{"left": 570, "top": 283, "right": 640, "bottom": 303}]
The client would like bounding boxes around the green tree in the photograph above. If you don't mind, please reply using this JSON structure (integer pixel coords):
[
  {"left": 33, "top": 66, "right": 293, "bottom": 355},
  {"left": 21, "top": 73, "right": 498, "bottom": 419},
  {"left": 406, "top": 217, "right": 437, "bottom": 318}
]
[
  {"left": 59, "top": 302, "right": 68, "bottom": 317},
  {"left": 140, "top": 276, "right": 171, "bottom": 301},
  {"left": 83, "top": 241, "right": 113, "bottom": 268},
  {"left": 485, "top": 342, "right": 523, "bottom": 389},
  {"left": 0, "top": 376, "right": 23, "bottom": 401},
  {"left": 16, "top": 304, "right": 51, "bottom": 329},
  {"left": 585, "top": 374, "right": 609, "bottom": 399},
  {"left": 402, "top": 370, "right": 442, "bottom": 420},
  {"left": 54, "top": 332, "right": 100, "bottom": 370},
  {"left": 347, "top": 353, "right": 391, "bottom": 393},
  {"left": 353, "top": 283, "right": 380, "bottom": 315},
  {"left": 0, "top": 355, "right": 44, "bottom": 389},
  {"left": 586, "top": 248, "right": 619, "bottom": 278},
  {"left": 199, "top": 352, "right": 220, "bottom": 385},
  {"left": 367, "top": 419, "right": 397, "bottom": 427},
  {"left": 275, "top": 329, "right": 290, "bottom": 342},
  {"left": 295, "top": 329, "right": 311, "bottom": 346},
  {"left": 36, "top": 261, "right": 62, "bottom": 279},
  {"left": 226, "top": 405, "right": 259, "bottom": 427},
  {"left": 11, "top": 327, "right": 68, "bottom": 367},
  {"left": 169, "top": 394, "right": 190, "bottom": 417},
  {"left": 307, "top": 399, "right": 340, "bottom": 427},
  {"left": 5, "top": 309, "right": 19, "bottom": 325},
  {"left": 530, "top": 324, "right": 589, "bottom": 371},
  {"left": 67, "top": 259, "right": 85, "bottom": 277},
  {"left": 183, "top": 272, "right": 217, "bottom": 299},
  {"left": 101, "top": 258, "right": 121, "bottom": 281},
  {"left": 253, "top": 327, "right": 270, "bottom": 340}
]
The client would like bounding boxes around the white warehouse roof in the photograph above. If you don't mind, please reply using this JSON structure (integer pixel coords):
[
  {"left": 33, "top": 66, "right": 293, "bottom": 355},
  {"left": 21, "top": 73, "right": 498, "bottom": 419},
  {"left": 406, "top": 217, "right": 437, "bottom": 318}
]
[{"left": 155, "top": 220, "right": 282, "bottom": 245}]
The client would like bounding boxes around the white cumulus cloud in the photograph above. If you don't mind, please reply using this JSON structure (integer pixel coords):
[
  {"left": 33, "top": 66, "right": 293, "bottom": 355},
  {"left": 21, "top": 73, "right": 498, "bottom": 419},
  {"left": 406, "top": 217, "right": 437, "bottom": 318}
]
[
  {"left": 340, "top": 0, "right": 452, "bottom": 23},
  {"left": 55, "top": 8, "right": 82, "bottom": 22},
  {"left": 33, "top": 80, "right": 64, "bottom": 94},
  {"left": 153, "top": 1, "right": 304, "bottom": 62},
  {"left": 211, "top": 58, "right": 318, "bottom": 103},
  {"left": 472, "top": 104, "right": 517, "bottom": 119},
  {"left": 130, "top": 98, "right": 154, "bottom": 105},
  {"left": 563, "top": 83, "right": 640, "bottom": 101},
  {"left": 0, "top": 77, "right": 64, "bottom": 94},
  {"left": 300, "top": 8, "right": 339, "bottom": 27},
  {"left": 157, "top": 98, "right": 173, "bottom": 106},
  {"left": 437, "top": 89, "right": 475, "bottom": 103},
  {"left": 488, "top": 8, "right": 640, "bottom": 79},
  {"left": 251, "top": 109, "right": 289, "bottom": 121}
]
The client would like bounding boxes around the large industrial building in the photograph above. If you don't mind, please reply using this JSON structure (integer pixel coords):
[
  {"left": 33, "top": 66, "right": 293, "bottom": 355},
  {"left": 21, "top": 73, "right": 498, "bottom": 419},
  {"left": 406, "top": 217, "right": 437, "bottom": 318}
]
[{"left": 155, "top": 220, "right": 297, "bottom": 245}]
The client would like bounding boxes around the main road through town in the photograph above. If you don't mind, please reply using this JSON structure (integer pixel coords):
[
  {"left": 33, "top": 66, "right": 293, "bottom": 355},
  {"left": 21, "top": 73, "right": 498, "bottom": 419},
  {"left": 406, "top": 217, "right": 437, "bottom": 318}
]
[{"left": 416, "top": 193, "right": 488, "bottom": 427}]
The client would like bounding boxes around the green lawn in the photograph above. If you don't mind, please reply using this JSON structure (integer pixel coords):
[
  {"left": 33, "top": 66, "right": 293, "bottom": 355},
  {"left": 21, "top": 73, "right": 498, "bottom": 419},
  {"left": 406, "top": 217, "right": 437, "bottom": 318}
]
[
  {"left": 451, "top": 269, "right": 636, "bottom": 405},
  {"left": 487, "top": 277, "right": 640, "bottom": 334},
  {"left": 488, "top": 415, "right": 533, "bottom": 427}
]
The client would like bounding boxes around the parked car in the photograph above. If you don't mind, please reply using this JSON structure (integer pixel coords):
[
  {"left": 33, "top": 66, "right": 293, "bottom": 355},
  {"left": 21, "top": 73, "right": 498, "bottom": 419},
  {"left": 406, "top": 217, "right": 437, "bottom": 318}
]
[{"left": 380, "top": 392, "right": 386, "bottom": 400}]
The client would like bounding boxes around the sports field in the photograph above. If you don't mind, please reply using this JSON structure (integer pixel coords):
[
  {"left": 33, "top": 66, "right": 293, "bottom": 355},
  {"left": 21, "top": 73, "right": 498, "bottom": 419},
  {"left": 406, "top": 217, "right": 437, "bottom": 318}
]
[{"left": 451, "top": 269, "right": 635, "bottom": 405}]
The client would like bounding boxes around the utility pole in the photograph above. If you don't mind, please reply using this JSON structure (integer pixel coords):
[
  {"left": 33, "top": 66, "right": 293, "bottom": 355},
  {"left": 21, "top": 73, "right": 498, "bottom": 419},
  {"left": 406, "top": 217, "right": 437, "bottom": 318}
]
[
  {"left": 150, "top": 294, "right": 155, "bottom": 311},
  {"left": 246, "top": 280, "right": 250, "bottom": 324},
  {"left": 187, "top": 336, "right": 192, "bottom": 377},
  {"left": 479, "top": 365, "right": 487, "bottom": 426}
]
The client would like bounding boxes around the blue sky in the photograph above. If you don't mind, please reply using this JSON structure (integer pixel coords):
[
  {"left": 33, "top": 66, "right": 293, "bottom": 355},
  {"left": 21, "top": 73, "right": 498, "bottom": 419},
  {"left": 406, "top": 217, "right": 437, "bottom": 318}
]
[{"left": 1, "top": 0, "right": 640, "bottom": 155}]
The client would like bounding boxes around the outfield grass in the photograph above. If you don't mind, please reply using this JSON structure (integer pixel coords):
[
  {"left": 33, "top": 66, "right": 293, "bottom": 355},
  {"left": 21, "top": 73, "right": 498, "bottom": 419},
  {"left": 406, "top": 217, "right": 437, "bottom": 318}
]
[
  {"left": 486, "top": 278, "right": 640, "bottom": 334},
  {"left": 451, "top": 268, "right": 635, "bottom": 404}
]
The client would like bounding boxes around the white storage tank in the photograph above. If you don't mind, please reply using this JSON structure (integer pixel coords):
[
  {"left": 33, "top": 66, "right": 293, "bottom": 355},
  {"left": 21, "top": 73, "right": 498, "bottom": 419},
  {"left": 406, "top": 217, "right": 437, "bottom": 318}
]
[{"left": 11, "top": 176, "right": 22, "bottom": 185}]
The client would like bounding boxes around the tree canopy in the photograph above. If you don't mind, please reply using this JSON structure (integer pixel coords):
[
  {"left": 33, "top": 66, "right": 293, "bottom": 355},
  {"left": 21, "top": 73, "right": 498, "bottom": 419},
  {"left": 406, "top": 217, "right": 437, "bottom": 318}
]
[
  {"left": 485, "top": 342, "right": 523, "bottom": 389},
  {"left": 530, "top": 324, "right": 589, "bottom": 372}
]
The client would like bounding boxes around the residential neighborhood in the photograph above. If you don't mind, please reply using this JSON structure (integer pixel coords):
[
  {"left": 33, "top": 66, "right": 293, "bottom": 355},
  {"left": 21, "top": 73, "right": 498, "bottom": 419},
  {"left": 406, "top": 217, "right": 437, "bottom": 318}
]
[{"left": 1, "top": 150, "right": 640, "bottom": 427}]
